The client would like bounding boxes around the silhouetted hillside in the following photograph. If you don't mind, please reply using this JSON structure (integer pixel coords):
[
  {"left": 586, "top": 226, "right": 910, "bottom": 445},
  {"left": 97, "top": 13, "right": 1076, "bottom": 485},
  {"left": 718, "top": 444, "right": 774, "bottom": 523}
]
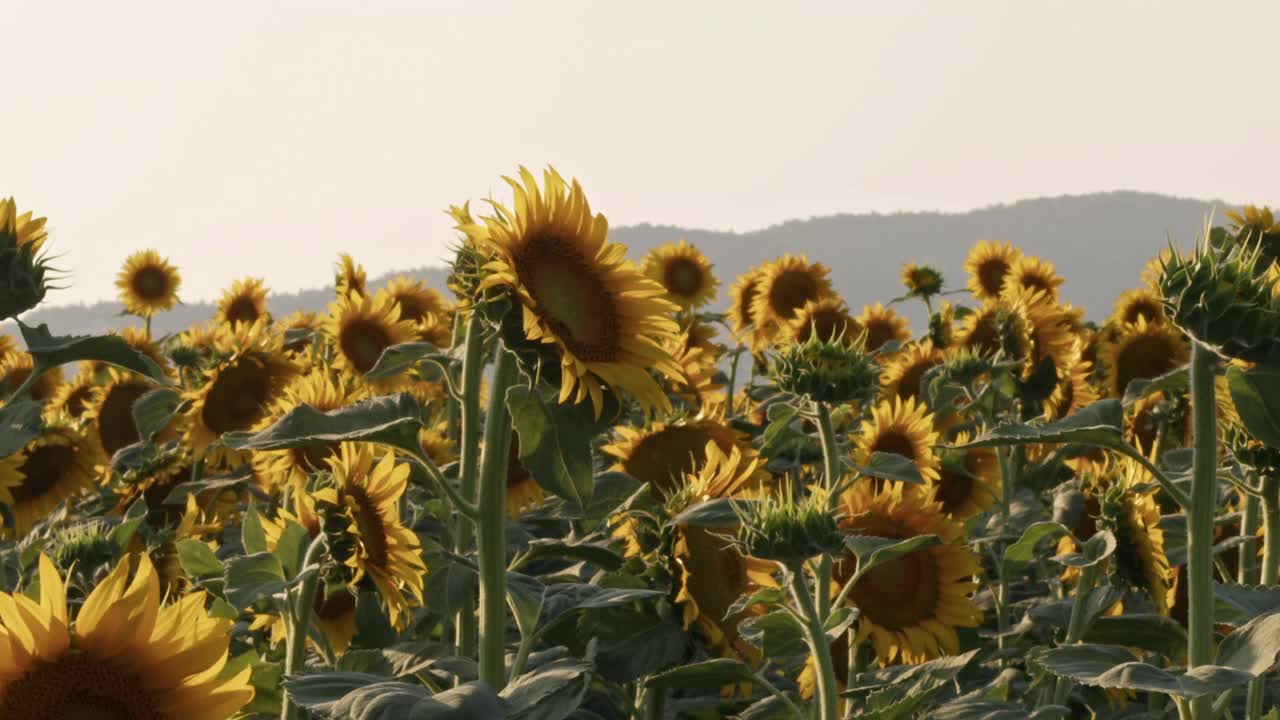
[{"left": 6, "top": 192, "right": 1232, "bottom": 339}]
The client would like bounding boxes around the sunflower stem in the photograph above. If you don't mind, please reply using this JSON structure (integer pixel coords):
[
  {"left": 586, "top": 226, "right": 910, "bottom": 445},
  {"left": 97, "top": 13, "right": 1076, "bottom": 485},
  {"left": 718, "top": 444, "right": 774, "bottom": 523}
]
[
  {"left": 281, "top": 534, "right": 327, "bottom": 720},
  {"left": 477, "top": 343, "right": 519, "bottom": 690},
  {"left": 643, "top": 686, "right": 666, "bottom": 720},
  {"left": 815, "top": 401, "right": 841, "bottom": 495},
  {"left": 1246, "top": 474, "right": 1280, "bottom": 720},
  {"left": 1239, "top": 485, "right": 1261, "bottom": 586},
  {"left": 787, "top": 562, "right": 839, "bottom": 720},
  {"left": 1050, "top": 562, "right": 1099, "bottom": 706},
  {"left": 994, "top": 446, "right": 1020, "bottom": 656},
  {"left": 1187, "top": 342, "right": 1218, "bottom": 720}
]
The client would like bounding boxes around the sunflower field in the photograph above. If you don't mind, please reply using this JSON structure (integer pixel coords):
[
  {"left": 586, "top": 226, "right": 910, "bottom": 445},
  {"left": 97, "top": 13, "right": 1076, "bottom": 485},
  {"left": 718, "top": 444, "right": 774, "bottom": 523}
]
[{"left": 3, "top": 172, "right": 1280, "bottom": 720}]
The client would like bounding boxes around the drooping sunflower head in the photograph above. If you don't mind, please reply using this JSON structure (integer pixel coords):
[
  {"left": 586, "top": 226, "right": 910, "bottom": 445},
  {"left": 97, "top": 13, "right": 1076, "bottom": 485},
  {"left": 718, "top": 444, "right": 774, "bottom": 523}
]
[
  {"left": 928, "top": 301, "right": 957, "bottom": 349},
  {"left": 728, "top": 265, "right": 769, "bottom": 349},
  {"left": 1111, "top": 287, "right": 1167, "bottom": 327},
  {"left": 335, "top": 253, "right": 368, "bottom": 298},
  {"left": 833, "top": 483, "right": 982, "bottom": 665},
  {"left": 964, "top": 239, "right": 1022, "bottom": 301},
  {"left": 458, "top": 167, "right": 682, "bottom": 417},
  {"left": 1000, "top": 254, "right": 1063, "bottom": 300},
  {"left": 642, "top": 238, "right": 719, "bottom": 310},
  {"left": 251, "top": 369, "right": 367, "bottom": 494},
  {"left": 315, "top": 443, "right": 426, "bottom": 629},
  {"left": 1096, "top": 458, "right": 1172, "bottom": 615},
  {"left": 324, "top": 288, "right": 416, "bottom": 385},
  {"left": 880, "top": 341, "right": 945, "bottom": 402},
  {"left": 900, "top": 262, "right": 945, "bottom": 299},
  {"left": 934, "top": 432, "right": 1001, "bottom": 520},
  {"left": 186, "top": 319, "right": 300, "bottom": 466},
  {"left": 0, "top": 553, "right": 254, "bottom": 719},
  {"left": 0, "top": 197, "right": 55, "bottom": 318},
  {"left": 382, "top": 274, "right": 448, "bottom": 325},
  {"left": 751, "top": 255, "right": 835, "bottom": 334},
  {"left": 856, "top": 302, "right": 912, "bottom": 354},
  {"left": 854, "top": 396, "right": 942, "bottom": 485},
  {"left": 216, "top": 276, "right": 269, "bottom": 327},
  {"left": 0, "top": 425, "right": 100, "bottom": 538},
  {"left": 784, "top": 296, "right": 862, "bottom": 346},
  {"left": 603, "top": 417, "right": 760, "bottom": 501},
  {"left": 1099, "top": 316, "right": 1189, "bottom": 398},
  {"left": 115, "top": 249, "right": 181, "bottom": 317},
  {"left": 0, "top": 352, "right": 64, "bottom": 404}
]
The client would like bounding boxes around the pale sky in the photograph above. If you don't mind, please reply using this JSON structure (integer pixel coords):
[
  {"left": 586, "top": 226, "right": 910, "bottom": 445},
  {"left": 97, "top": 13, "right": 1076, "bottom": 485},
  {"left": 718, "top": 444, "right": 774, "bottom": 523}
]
[{"left": 7, "top": 2, "right": 1278, "bottom": 307}]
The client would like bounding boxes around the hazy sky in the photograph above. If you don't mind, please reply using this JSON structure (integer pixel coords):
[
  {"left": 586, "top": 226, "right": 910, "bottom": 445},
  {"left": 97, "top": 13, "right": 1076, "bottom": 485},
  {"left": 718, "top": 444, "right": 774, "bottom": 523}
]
[{"left": 8, "top": 2, "right": 1279, "bottom": 307}]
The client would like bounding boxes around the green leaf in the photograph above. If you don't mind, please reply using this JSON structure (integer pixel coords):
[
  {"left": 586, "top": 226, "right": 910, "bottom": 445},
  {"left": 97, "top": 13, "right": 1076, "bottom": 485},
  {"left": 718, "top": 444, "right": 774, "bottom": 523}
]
[
  {"left": 501, "top": 656, "right": 594, "bottom": 720},
  {"left": 739, "top": 610, "right": 809, "bottom": 657},
  {"left": 645, "top": 658, "right": 756, "bottom": 690},
  {"left": 281, "top": 672, "right": 387, "bottom": 714},
  {"left": 422, "top": 552, "right": 479, "bottom": 618},
  {"left": 1084, "top": 615, "right": 1186, "bottom": 658},
  {"left": 1039, "top": 644, "right": 1255, "bottom": 697},
  {"left": 843, "top": 535, "right": 940, "bottom": 586},
  {"left": 131, "top": 387, "right": 185, "bottom": 442},
  {"left": 825, "top": 606, "right": 859, "bottom": 641},
  {"left": 554, "top": 472, "right": 641, "bottom": 521},
  {"left": 1051, "top": 530, "right": 1115, "bottom": 569},
  {"left": 241, "top": 504, "right": 268, "bottom": 555},
  {"left": 274, "top": 520, "right": 311, "bottom": 578},
  {"left": 1215, "top": 611, "right": 1280, "bottom": 675},
  {"left": 507, "top": 386, "right": 595, "bottom": 510},
  {"left": 224, "top": 552, "right": 288, "bottom": 610},
  {"left": 569, "top": 605, "right": 685, "bottom": 683},
  {"left": 18, "top": 321, "right": 169, "bottom": 383},
  {"left": 850, "top": 451, "right": 926, "bottom": 485},
  {"left": 738, "top": 694, "right": 806, "bottom": 720},
  {"left": 518, "top": 539, "right": 624, "bottom": 571},
  {"left": 176, "top": 539, "right": 224, "bottom": 580},
  {"left": 364, "top": 342, "right": 441, "bottom": 381},
  {"left": 110, "top": 498, "right": 148, "bottom": 549},
  {"left": 1227, "top": 365, "right": 1280, "bottom": 448},
  {"left": 328, "top": 681, "right": 504, "bottom": 720},
  {"left": 1123, "top": 364, "right": 1189, "bottom": 406},
  {"left": 0, "top": 399, "right": 41, "bottom": 459},
  {"left": 222, "top": 393, "right": 423, "bottom": 456},
  {"left": 507, "top": 572, "right": 546, "bottom": 639},
  {"left": 952, "top": 399, "right": 1127, "bottom": 450},
  {"left": 1214, "top": 583, "right": 1280, "bottom": 625},
  {"left": 670, "top": 497, "right": 747, "bottom": 527},
  {"left": 1003, "top": 521, "right": 1069, "bottom": 576}
]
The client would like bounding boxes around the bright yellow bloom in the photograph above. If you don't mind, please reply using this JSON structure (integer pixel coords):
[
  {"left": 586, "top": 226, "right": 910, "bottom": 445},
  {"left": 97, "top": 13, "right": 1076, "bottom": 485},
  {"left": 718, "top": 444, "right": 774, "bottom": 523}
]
[
  {"left": 642, "top": 239, "right": 719, "bottom": 310},
  {"left": 116, "top": 250, "right": 181, "bottom": 317},
  {"left": 215, "top": 277, "right": 269, "bottom": 327}
]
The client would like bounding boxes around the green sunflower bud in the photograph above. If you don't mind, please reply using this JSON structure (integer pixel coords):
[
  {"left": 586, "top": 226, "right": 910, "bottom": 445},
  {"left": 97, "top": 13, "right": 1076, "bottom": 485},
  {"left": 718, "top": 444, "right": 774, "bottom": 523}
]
[
  {"left": 936, "top": 347, "right": 994, "bottom": 387},
  {"left": 168, "top": 345, "right": 203, "bottom": 371},
  {"left": 0, "top": 198, "right": 55, "bottom": 319},
  {"left": 734, "top": 488, "right": 843, "bottom": 565},
  {"left": 768, "top": 333, "right": 880, "bottom": 405},
  {"left": 50, "top": 520, "right": 119, "bottom": 578},
  {"left": 1159, "top": 239, "right": 1280, "bottom": 363},
  {"left": 901, "top": 262, "right": 945, "bottom": 299}
]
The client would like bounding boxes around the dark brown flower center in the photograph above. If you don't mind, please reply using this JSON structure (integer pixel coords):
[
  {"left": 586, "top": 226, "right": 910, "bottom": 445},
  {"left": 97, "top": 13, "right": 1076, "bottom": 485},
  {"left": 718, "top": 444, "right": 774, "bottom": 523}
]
[
  {"left": 348, "top": 486, "right": 389, "bottom": 569},
  {"left": 223, "top": 296, "right": 261, "bottom": 325},
  {"left": 977, "top": 259, "right": 1010, "bottom": 297},
  {"left": 679, "top": 525, "right": 751, "bottom": 646},
  {"left": 768, "top": 270, "right": 820, "bottom": 321},
  {"left": 516, "top": 234, "right": 619, "bottom": 361},
  {"left": 623, "top": 427, "right": 724, "bottom": 499},
  {"left": 98, "top": 381, "right": 150, "bottom": 456},
  {"left": 1114, "top": 334, "right": 1179, "bottom": 396},
  {"left": 339, "top": 319, "right": 392, "bottom": 374},
  {"left": 13, "top": 443, "right": 77, "bottom": 503},
  {"left": 662, "top": 259, "right": 705, "bottom": 298},
  {"left": 130, "top": 267, "right": 171, "bottom": 301},
  {"left": 62, "top": 385, "right": 94, "bottom": 419},
  {"left": 836, "top": 520, "right": 938, "bottom": 630},
  {"left": 0, "top": 649, "right": 162, "bottom": 720},
  {"left": 394, "top": 294, "right": 428, "bottom": 323},
  {"left": 202, "top": 358, "right": 273, "bottom": 434}
]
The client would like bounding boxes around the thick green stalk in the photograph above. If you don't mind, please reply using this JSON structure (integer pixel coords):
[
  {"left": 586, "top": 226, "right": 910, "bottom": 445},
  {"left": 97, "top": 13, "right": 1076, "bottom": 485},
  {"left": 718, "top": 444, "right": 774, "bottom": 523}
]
[
  {"left": 1186, "top": 343, "right": 1218, "bottom": 720},
  {"left": 1240, "top": 487, "right": 1261, "bottom": 586},
  {"left": 643, "top": 687, "right": 666, "bottom": 720},
  {"left": 995, "top": 446, "right": 1020, "bottom": 653},
  {"left": 476, "top": 344, "right": 519, "bottom": 689},
  {"left": 1051, "top": 563, "right": 1100, "bottom": 705},
  {"left": 454, "top": 313, "right": 485, "bottom": 659},
  {"left": 787, "top": 565, "right": 839, "bottom": 720},
  {"left": 281, "top": 535, "right": 327, "bottom": 720},
  {"left": 815, "top": 401, "right": 841, "bottom": 494},
  {"left": 1247, "top": 475, "right": 1280, "bottom": 719}
]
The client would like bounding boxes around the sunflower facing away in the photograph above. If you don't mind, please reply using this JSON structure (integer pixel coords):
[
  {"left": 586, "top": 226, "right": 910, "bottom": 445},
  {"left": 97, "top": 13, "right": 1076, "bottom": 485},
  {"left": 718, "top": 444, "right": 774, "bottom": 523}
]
[
  {"left": 325, "top": 289, "right": 417, "bottom": 386},
  {"left": 641, "top": 239, "right": 719, "bottom": 310},
  {"left": 832, "top": 483, "right": 983, "bottom": 665},
  {"left": 854, "top": 396, "right": 942, "bottom": 485},
  {"left": 0, "top": 426, "right": 100, "bottom": 537},
  {"left": 335, "top": 253, "right": 367, "bottom": 299},
  {"left": 314, "top": 443, "right": 427, "bottom": 630},
  {"left": 116, "top": 250, "right": 181, "bottom": 318},
  {"left": 1098, "top": 316, "right": 1189, "bottom": 398},
  {"left": 1095, "top": 458, "right": 1172, "bottom": 615},
  {"left": 751, "top": 255, "right": 835, "bottom": 338},
  {"left": 0, "top": 553, "right": 254, "bottom": 719},
  {"left": 215, "top": 277, "right": 269, "bottom": 327},
  {"left": 964, "top": 239, "right": 1021, "bottom": 301},
  {"left": 459, "top": 166, "right": 683, "bottom": 417}
]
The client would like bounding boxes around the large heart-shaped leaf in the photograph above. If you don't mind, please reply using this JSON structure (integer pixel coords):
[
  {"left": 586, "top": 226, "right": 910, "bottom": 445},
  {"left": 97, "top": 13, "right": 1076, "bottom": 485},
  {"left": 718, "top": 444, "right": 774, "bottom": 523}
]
[
  {"left": 19, "top": 321, "right": 168, "bottom": 383},
  {"left": 222, "top": 393, "right": 423, "bottom": 455}
]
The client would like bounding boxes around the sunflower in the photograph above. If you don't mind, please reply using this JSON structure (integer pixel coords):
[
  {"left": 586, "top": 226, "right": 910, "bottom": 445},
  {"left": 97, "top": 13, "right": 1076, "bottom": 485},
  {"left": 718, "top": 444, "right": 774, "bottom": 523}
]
[
  {"left": 900, "top": 262, "right": 944, "bottom": 298},
  {"left": 1097, "top": 458, "right": 1172, "bottom": 615},
  {"left": 728, "top": 266, "right": 770, "bottom": 350},
  {"left": 314, "top": 443, "right": 427, "bottom": 629},
  {"left": 459, "top": 167, "right": 683, "bottom": 417},
  {"left": 956, "top": 297, "right": 1034, "bottom": 365},
  {"left": 856, "top": 303, "right": 911, "bottom": 354},
  {"left": 671, "top": 443, "right": 777, "bottom": 659},
  {"left": 0, "top": 333, "right": 14, "bottom": 365},
  {"left": 928, "top": 301, "right": 957, "bottom": 349},
  {"left": 832, "top": 483, "right": 982, "bottom": 664},
  {"left": 105, "top": 326, "right": 171, "bottom": 376},
  {"left": 0, "top": 426, "right": 99, "bottom": 537},
  {"left": 382, "top": 275, "right": 448, "bottom": 325},
  {"left": 82, "top": 368, "right": 169, "bottom": 462},
  {"left": 418, "top": 422, "right": 456, "bottom": 467},
  {"left": 0, "top": 552, "right": 254, "bottom": 719},
  {"left": 663, "top": 334, "right": 724, "bottom": 412},
  {"left": 177, "top": 320, "right": 221, "bottom": 363},
  {"left": 1110, "top": 287, "right": 1167, "bottom": 327},
  {"left": 1016, "top": 288, "right": 1078, "bottom": 377},
  {"left": 934, "top": 432, "right": 1001, "bottom": 520},
  {"left": 503, "top": 431, "right": 545, "bottom": 518},
  {"left": 751, "top": 255, "right": 835, "bottom": 336},
  {"left": 334, "top": 253, "right": 368, "bottom": 298},
  {"left": 1099, "top": 316, "right": 1189, "bottom": 398},
  {"left": 325, "top": 289, "right": 416, "bottom": 385},
  {"left": 680, "top": 319, "right": 723, "bottom": 359},
  {"left": 1044, "top": 344, "right": 1100, "bottom": 420},
  {"left": 964, "top": 239, "right": 1021, "bottom": 301},
  {"left": 185, "top": 320, "right": 299, "bottom": 468},
  {"left": 215, "top": 277, "right": 269, "bottom": 327},
  {"left": 1227, "top": 205, "right": 1280, "bottom": 264},
  {"left": 642, "top": 239, "right": 719, "bottom": 310},
  {"left": 250, "top": 369, "right": 366, "bottom": 494},
  {"left": 603, "top": 417, "right": 760, "bottom": 501},
  {"left": 853, "top": 396, "right": 942, "bottom": 485},
  {"left": 45, "top": 365, "right": 96, "bottom": 420},
  {"left": 277, "top": 310, "right": 322, "bottom": 356},
  {"left": 0, "top": 352, "right": 64, "bottom": 404},
  {"left": 0, "top": 196, "right": 48, "bottom": 250},
  {"left": 116, "top": 249, "right": 181, "bottom": 318},
  {"left": 1000, "top": 254, "right": 1063, "bottom": 300},
  {"left": 880, "top": 341, "right": 944, "bottom": 402},
  {"left": 784, "top": 296, "right": 861, "bottom": 346}
]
